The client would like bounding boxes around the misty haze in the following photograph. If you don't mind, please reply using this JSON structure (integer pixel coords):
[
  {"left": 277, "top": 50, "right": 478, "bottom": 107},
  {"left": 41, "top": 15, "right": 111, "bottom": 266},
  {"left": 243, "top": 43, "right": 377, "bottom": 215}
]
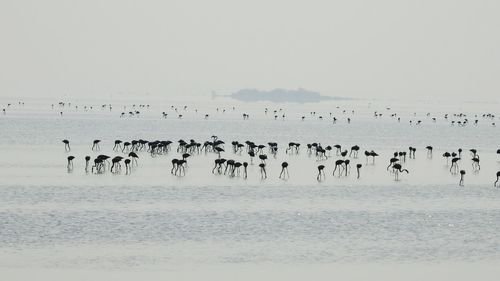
[{"left": 1, "top": 1, "right": 500, "bottom": 281}]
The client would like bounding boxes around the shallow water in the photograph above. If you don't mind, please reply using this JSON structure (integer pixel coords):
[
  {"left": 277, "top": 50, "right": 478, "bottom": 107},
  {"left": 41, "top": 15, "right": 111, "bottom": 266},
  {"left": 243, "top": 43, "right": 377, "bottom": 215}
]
[{"left": 0, "top": 97, "right": 499, "bottom": 277}]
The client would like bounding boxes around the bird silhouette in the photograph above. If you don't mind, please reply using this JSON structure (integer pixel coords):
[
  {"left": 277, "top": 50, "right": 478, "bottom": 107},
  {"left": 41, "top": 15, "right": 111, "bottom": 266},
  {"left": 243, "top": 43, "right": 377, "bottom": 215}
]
[
  {"left": 92, "top": 158, "right": 104, "bottom": 173},
  {"left": 409, "top": 147, "right": 416, "bottom": 159},
  {"left": 343, "top": 159, "right": 351, "bottom": 176},
  {"left": 232, "top": 162, "right": 242, "bottom": 177},
  {"left": 171, "top": 159, "right": 179, "bottom": 174},
  {"left": 84, "top": 156, "right": 91, "bottom": 172},
  {"left": 124, "top": 159, "right": 131, "bottom": 174},
  {"left": 176, "top": 159, "right": 186, "bottom": 175},
  {"left": 317, "top": 165, "right": 325, "bottom": 181},
  {"left": 392, "top": 163, "right": 409, "bottom": 180},
  {"left": 350, "top": 145, "right": 360, "bottom": 158},
  {"left": 368, "top": 150, "right": 378, "bottom": 164},
  {"left": 111, "top": 156, "right": 123, "bottom": 173},
  {"left": 459, "top": 170, "right": 466, "bottom": 186},
  {"left": 92, "top": 140, "right": 101, "bottom": 151},
  {"left": 334, "top": 144, "right": 342, "bottom": 155},
  {"left": 259, "top": 154, "right": 267, "bottom": 164},
  {"left": 67, "top": 156, "right": 75, "bottom": 170},
  {"left": 340, "top": 150, "right": 348, "bottom": 158},
  {"left": 128, "top": 152, "right": 139, "bottom": 166},
  {"left": 243, "top": 162, "right": 248, "bottom": 179},
  {"left": 387, "top": 157, "right": 399, "bottom": 170},
  {"left": 333, "top": 160, "right": 345, "bottom": 176},
  {"left": 450, "top": 157, "right": 460, "bottom": 173},
  {"left": 259, "top": 163, "right": 267, "bottom": 179},
  {"left": 62, "top": 139, "right": 70, "bottom": 151},
  {"left": 356, "top": 164, "right": 362, "bottom": 179},
  {"left": 442, "top": 152, "right": 451, "bottom": 164},
  {"left": 470, "top": 149, "right": 477, "bottom": 158},
  {"left": 472, "top": 156, "right": 480, "bottom": 170},
  {"left": 113, "top": 140, "right": 122, "bottom": 151},
  {"left": 279, "top": 162, "right": 289, "bottom": 179}
]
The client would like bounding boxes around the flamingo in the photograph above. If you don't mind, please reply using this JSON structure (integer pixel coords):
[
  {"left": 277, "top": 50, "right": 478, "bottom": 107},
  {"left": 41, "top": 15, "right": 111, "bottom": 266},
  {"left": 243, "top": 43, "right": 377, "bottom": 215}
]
[
  {"left": 392, "top": 163, "right": 409, "bottom": 180},
  {"left": 67, "top": 156, "right": 75, "bottom": 169},
  {"left": 459, "top": 170, "right": 466, "bottom": 186},
  {"left": 450, "top": 157, "right": 460, "bottom": 173},
  {"left": 426, "top": 146, "right": 433, "bottom": 158},
  {"left": 124, "top": 159, "right": 131, "bottom": 174},
  {"left": 472, "top": 156, "right": 480, "bottom": 170},
  {"left": 243, "top": 162, "right": 248, "bottom": 179},
  {"left": 317, "top": 165, "right": 325, "bottom": 180},
  {"left": 259, "top": 163, "right": 267, "bottom": 179},
  {"left": 62, "top": 139, "right": 70, "bottom": 151},
  {"left": 128, "top": 152, "right": 139, "bottom": 166},
  {"left": 85, "top": 156, "right": 91, "bottom": 172},
  {"left": 333, "top": 160, "right": 344, "bottom": 176},
  {"left": 92, "top": 140, "right": 101, "bottom": 151},
  {"left": 279, "top": 162, "right": 289, "bottom": 179},
  {"left": 442, "top": 152, "right": 451, "bottom": 164}
]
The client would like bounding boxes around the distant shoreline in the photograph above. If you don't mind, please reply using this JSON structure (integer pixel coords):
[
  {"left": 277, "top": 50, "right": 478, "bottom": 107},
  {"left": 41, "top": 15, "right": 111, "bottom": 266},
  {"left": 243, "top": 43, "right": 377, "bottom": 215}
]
[{"left": 225, "top": 88, "right": 353, "bottom": 103}]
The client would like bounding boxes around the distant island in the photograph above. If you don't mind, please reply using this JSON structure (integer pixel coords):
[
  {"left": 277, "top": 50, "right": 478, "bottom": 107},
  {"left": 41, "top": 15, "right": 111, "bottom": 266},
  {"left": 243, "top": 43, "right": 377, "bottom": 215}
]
[{"left": 228, "top": 88, "right": 350, "bottom": 103}]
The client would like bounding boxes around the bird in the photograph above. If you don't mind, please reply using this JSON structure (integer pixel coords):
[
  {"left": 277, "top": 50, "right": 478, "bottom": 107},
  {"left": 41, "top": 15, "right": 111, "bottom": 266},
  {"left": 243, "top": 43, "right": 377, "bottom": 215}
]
[
  {"left": 350, "top": 145, "right": 360, "bottom": 158},
  {"left": 343, "top": 159, "right": 351, "bottom": 176},
  {"left": 128, "top": 152, "right": 139, "bottom": 166},
  {"left": 392, "top": 163, "right": 409, "bottom": 180},
  {"left": 368, "top": 150, "right": 379, "bottom": 164},
  {"left": 409, "top": 147, "right": 416, "bottom": 159},
  {"left": 124, "top": 159, "right": 131, "bottom": 174},
  {"left": 317, "top": 165, "right": 325, "bottom": 181},
  {"left": 84, "top": 156, "right": 91, "bottom": 172},
  {"left": 387, "top": 157, "right": 399, "bottom": 170},
  {"left": 356, "top": 164, "right": 362, "bottom": 179},
  {"left": 333, "top": 144, "right": 342, "bottom": 155},
  {"left": 243, "top": 162, "right": 248, "bottom": 179},
  {"left": 279, "top": 162, "right": 289, "bottom": 179},
  {"left": 442, "top": 152, "right": 451, "bottom": 164},
  {"left": 212, "top": 158, "right": 226, "bottom": 174},
  {"left": 67, "top": 156, "right": 75, "bottom": 169},
  {"left": 92, "top": 140, "right": 101, "bottom": 151},
  {"left": 459, "top": 170, "right": 466, "bottom": 186},
  {"left": 259, "top": 154, "right": 267, "bottom": 164},
  {"left": 171, "top": 159, "right": 179, "bottom": 174},
  {"left": 426, "top": 146, "right": 433, "bottom": 158},
  {"left": 176, "top": 160, "right": 186, "bottom": 175},
  {"left": 340, "top": 150, "right": 348, "bottom": 158},
  {"left": 113, "top": 140, "right": 123, "bottom": 151},
  {"left": 472, "top": 156, "right": 480, "bottom": 170},
  {"left": 450, "top": 157, "right": 460, "bottom": 173},
  {"left": 333, "top": 160, "right": 345, "bottom": 176},
  {"left": 62, "top": 139, "right": 70, "bottom": 151},
  {"left": 110, "top": 156, "right": 124, "bottom": 172},
  {"left": 92, "top": 158, "right": 104, "bottom": 173},
  {"left": 259, "top": 163, "right": 267, "bottom": 179},
  {"left": 495, "top": 171, "right": 500, "bottom": 187},
  {"left": 232, "top": 162, "right": 242, "bottom": 177},
  {"left": 470, "top": 149, "right": 478, "bottom": 158},
  {"left": 215, "top": 147, "right": 224, "bottom": 158}
]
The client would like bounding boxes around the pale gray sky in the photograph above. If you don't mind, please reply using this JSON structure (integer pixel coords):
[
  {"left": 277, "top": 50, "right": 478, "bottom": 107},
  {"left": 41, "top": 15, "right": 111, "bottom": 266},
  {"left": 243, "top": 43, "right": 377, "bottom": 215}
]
[{"left": 1, "top": 0, "right": 499, "bottom": 101}]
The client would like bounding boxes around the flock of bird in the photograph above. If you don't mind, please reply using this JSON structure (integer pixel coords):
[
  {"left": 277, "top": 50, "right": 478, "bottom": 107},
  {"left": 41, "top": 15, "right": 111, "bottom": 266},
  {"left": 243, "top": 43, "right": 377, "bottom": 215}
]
[
  {"left": 62, "top": 136, "right": 500, "bottom": 187},
  {"left": 3, "top": 101, "right": 500, "bottom": 186}
]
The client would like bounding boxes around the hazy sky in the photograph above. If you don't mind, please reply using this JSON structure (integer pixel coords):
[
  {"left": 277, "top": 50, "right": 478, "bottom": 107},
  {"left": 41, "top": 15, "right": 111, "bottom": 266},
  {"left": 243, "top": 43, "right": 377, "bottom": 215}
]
[{"left": 1, "top": 0, "right": 499, "bottom": 101}]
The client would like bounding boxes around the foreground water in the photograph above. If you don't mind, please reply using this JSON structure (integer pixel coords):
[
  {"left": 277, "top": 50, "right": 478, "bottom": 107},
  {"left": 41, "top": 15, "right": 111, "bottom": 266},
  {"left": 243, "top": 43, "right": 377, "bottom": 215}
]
[{"left": 0, "top": 97, "right": 499, "bottom": 279}]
